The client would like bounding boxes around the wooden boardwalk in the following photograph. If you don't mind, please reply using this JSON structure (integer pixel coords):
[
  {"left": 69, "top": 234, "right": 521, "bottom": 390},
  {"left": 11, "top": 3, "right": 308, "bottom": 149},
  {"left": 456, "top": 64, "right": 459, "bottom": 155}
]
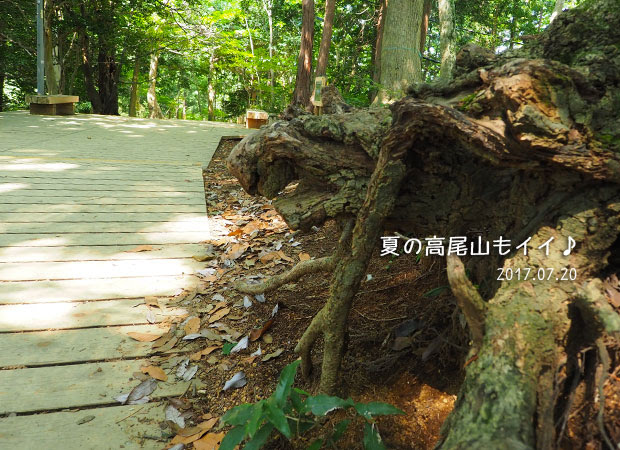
[{"left": 0, "top": 111, "right": 246, "bottom": 448}]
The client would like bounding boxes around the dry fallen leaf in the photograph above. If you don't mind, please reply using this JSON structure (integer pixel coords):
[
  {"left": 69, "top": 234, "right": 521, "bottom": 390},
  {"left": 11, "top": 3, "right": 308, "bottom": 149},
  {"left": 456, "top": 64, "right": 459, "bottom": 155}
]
[
  {"left": 298, "top": 252, "right": 311, "bottom": 261},
  {"left": 208, "top": 307, "right": 230, "bottom": 323},
  {"left": 127, "top": 331, "right": 164, "bottom": 342},
  {"left": 145, "top": 296, "right": 160, "bottom": 308},
  {"left": 193, "top": 432, "right": 225, "bottom": 450},
  {"left": 141, "top": 365, "right": 168, "bottom": 381},
  {"left": 170, "top": 418, "right": 219, "bottom": 445},
  {"left": 184, "top": 317, "right": 201, "bottom": 335},
  {"left": 190, "top": 345, "right": 221, "bottom": 361},
  {"left": 125, "top": 245, "right": 157, "bottom": 252},
  {"left": 249, "top": 319, "right": 274, "bottom": 342}
]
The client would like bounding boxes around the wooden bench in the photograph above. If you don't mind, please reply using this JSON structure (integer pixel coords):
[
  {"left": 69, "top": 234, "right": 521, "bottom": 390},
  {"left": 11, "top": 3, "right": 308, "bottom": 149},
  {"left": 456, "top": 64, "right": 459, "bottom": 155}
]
[
  {"left": 26, "top": 94, "right": 79, "bottom": 116},
  {"left": 246, "top": 109, "right": 269, "bottom": 129}
]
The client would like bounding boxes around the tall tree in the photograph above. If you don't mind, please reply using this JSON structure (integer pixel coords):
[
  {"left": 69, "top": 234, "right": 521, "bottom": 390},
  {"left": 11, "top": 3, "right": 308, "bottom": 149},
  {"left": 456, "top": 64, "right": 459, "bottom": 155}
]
[
  {"left": 147, "top": 50, "right": 164, "bottom": 119},
  {"left": 128, "top": 55, "right": 140, "bottom": 117},
  {"left": 438, "top": 0, "right": 456, "bottom": 81},
  {"left": 315, "top": 0, "right": 336, "bottom": 77},
  {"left": 374, "top": 0, "right": 424, "bottom": 103},
  {"left": 419, "top": 0, "right": 431, "bottom": 54},
  {"left": 292, "top": 0, "right": 315, "bottom": 107},
  {"left": 551, "top": 0, "right": 565, "bottom": 22}
]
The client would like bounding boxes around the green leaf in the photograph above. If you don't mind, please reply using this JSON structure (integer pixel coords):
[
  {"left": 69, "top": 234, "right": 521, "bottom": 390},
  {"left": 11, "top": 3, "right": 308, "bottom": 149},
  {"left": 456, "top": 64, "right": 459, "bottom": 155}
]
[
  {"left": 219, "top": 426, "right": 246, "bottom": 450},
  {"left": 305, "top": 395, "right": 354, "bottom": 416},
  {"left": 221, "top": 403, "right": 254, "bottom": 426},
  {"left": 274, "top": 360, "right": 300, "bottom": 408},
  {"left": 362, "top": 422, "right": 386, "bottom": 450},
  {"left": 244, "top": 423, "right": 274, "bottom": 450},
  {"left": 289, "top": 387, "right": 306, "bottom": 414},
  {"left": 354, "top": 402, "right": 405, "bottom": 420},
  {"left": 222, "top": 341, "right": 236, "bottom": 355},
  {"left": 245, "top": 400, "right": 266, "bottom": 438},
  {"left": 327, "top": 419, "right": 350, "bottom": 446},
  {"left": 293, "top": 387, "right": 311, "bottom": 396},
  {"left": 422, "top": 285, "right": 449, "bottom": 298},
  {"left": 265, "top": 399, "right": 292, "bottom": 439},
  {"left": 307, "top": 439, "right": 323, "bottom": 450}
]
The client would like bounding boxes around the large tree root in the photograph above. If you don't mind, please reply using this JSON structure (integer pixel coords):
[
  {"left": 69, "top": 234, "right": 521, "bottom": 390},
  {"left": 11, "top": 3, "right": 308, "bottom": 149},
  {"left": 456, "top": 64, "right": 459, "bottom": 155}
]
[
  {"left": 295, "top": 131, "right": 408, "bottom": 394},
  {"left": 234, "top": 256, "right": 335, "bottom": 294}
]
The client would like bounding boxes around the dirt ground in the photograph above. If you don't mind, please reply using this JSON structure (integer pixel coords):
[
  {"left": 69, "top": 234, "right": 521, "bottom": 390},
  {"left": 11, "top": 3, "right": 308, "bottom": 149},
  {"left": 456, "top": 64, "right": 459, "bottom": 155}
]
[{"left": 161, "top": 138, "right": 620, "bottom": 450}]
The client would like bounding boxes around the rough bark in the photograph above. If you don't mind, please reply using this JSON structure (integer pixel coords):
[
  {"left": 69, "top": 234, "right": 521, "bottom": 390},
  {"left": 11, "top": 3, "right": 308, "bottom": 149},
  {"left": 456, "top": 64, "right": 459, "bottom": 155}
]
[
  {"left": 147, "top": 50, "right": 164, "bottom": 119},
  {"left": 550, "top": 0, "right": 564, "bottom": 23},
  {"left": 438, "top": 0, "right": 456, "bottom": 81},
  {"left": 315, "top": 0, "right": 336, "bottom": 78},
  {"left": 129, "top": 56, "right": 139, "bottom": 117},
  {"left": 0, "top": 72, "right": 4, "bottom": 112},
  {"left": 228, "top": 0, "right": 620, "bottom": 445},
  {"left": 44, "top": 0, "right": 58, "bottom": 95},
  {"left": 372, "top": 0, "right": 387, "bottom": 89},
  {"left": 78, "top": 24, "right": 102, "bottom": 114},
  {"left": 420, "top": 0, "right": 432, "bottom": 55},
  {"left": 374, "top": 0, "right": 424, "bottom": 104},
  {"left": 292, "top": 0, "right": 315, "bottom": 107}
]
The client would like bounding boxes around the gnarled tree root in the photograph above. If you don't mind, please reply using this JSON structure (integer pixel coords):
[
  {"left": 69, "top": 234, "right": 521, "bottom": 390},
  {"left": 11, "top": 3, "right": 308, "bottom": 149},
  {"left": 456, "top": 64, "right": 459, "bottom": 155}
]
[
  {"left": 446, "top": 255, "right": 487, "bottom": 351},
  {"left": 233, "top": 256, "right": 335, "bottom": 294},
  {"left": 295, "top": 131, "right": 408, "bottom": 394}
]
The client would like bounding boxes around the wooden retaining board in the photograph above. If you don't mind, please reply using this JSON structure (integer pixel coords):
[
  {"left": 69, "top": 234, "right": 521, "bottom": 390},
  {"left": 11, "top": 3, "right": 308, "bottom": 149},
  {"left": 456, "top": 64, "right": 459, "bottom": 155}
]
[
  {"left": 0, "top": 324, "right": 169, "bottom": 367},
  {"left": 0, "top": 243, "right": 207, "bottom": 263},
  {"left": 0, "top": 258, "right": 203, "bottom": 281},
  {"left": 0, "top": 299, "right": 189, "bottom": 330},
  {"left": 0, "top": 360, "right": 192, "bottom": 414},
  {"left": 0, "top": 276, "right": 196, "bottom": 304},
  {"left": 0, "top": 402, "right": 166, "bottom": 450}
]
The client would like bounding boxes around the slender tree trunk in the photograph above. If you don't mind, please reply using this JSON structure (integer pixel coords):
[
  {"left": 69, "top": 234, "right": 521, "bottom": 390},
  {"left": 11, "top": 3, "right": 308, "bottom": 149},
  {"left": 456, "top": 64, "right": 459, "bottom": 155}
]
[
  {"left": 550, "top": 0, "right": 564, "bottom": 22},
  {"left": 315, "top": 0, "right": 336, "bottom": 78},
  {"left": 207, "top": 53, "right": 215, "bottom": 120},
  {"left": 97, "top": 45, "right": 119, "bottom": 115},
  {"left": 268, "top": 9, "right": 274, "bottom": 107},
  {"left": 420, "top": 0, "right": 431, "bottom": 55},
  {"left": 438, "top": 0, "right": 456, "bottom": 81},
  {"left": 78, "top": 23, "right": 102, "bottom": 113},
  {"left": 0, "top": 72, "right": 4, "bottom": 112},
  {"left": 147, "top": 50, "right": 164, "bottom": 119},
  {"left": 375, "top": 0, "right": 424, "bottom": 104},
  {"left": 44, "top": 0, "right": 58, "bottom": 94},
  {"left": 371, "top": 0, "right": 387, "bottom": 101},
  {"left": 244, "top": 17, "right": 260, "bottom": 106},
  {"left": 292, "top": 0, "right": 315, "bottom": 107},
  {"left": 129, "top": 56, "right": 139, "bottom": 117}
]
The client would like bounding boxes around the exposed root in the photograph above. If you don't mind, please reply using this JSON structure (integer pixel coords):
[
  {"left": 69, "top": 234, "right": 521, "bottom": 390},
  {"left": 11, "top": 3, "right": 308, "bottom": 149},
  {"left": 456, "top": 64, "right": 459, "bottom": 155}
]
[
  {"left": 446, "top": 255, "right": 487, "bottom": 351},
  {"left": 595, "top": 339, "right": 614, "bottom": 450},
  {"left": 575, "top": 279, "right": 620, "bottom": 339},
  {"left": 233, "top": 256, "right": 335, "bottom": 294}
]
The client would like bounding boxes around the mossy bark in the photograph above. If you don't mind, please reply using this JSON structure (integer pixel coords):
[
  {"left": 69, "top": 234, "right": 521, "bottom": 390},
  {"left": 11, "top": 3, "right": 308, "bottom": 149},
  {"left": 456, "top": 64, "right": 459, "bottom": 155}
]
[{"left": 227, "top": 0, "right": 620, "bottom": 445}]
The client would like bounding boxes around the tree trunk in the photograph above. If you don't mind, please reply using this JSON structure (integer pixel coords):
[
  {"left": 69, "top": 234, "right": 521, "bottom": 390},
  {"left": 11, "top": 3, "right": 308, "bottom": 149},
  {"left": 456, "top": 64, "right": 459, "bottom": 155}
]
[
  {"left": 78, "top": 25, "right": 102, "bottom": 114},
  {"left": 438, "top": 0, "right": 456, "bottom": 81},
  {"left": 292, "top": 0, "right": 315, "bottom": 107},
  {"left": 374, "top": 0, "right": 424, "bottom": 104},
  {"left": 227, "top": 0, "right": 620, "bottom": 444},
  {"left": 315, "top": 0, "right": 336, "bottom": 78},
  {"left": 0, "top": 72, "right": 4, "bottom": 112},
  {"left": 207, "top": 53, "right": 215, "bottom": 121},
  {"left": 551, "top": 0, "right": 564, "bottom": 23},
  {"left": 420, "top": 0, "right": 432, "bottom": 56},
  {"left": 147, "top": 50, "right": 164, "bottom": 119},
  {"left": 97, "top": 44, "right": 119, "bottom": 115},
  {"left": 129, "top": 56, "right": 139, "bottom": 117},
  {"left": 371, "top": 0, "right": 387, "bottom": 101},
  {"left": 44, "top": 0, "right": 58, "bottom": 95}
]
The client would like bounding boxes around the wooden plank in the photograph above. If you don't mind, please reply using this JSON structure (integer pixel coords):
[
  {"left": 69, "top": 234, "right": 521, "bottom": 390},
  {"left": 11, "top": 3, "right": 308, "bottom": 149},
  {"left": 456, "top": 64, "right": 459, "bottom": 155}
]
[
  {"left": 26, "top": 94, "right": 79, "bottom": 104},
  {"left": 0, "top": 360, "right": 192, "bottom": 414},
  {"left": 0, "top": 196, "right": 205, "bottom": 205},
  {"left": 0, "top": 324, "right": 168, "bottom": 367},
  {"left": 0, "top": 161, "right": 202, "bottom": 173},
  {"left": 0, "top": 403, "right": 165, "bottom": 450},
  {"left": 0, "top": 182, "right": 204, "bottom": 192},
  {"left": 0, "top": 243, "right": 207, "bottom": 263},
  {"left": 0, "top": 299, "right": 189, "bottom": 331},
  {"left": 0, "top": 189, "right": 205, "bottom": 198},
  {"left": 0, "top": 258, "right": 203, "bottom": 281},
  {"left": 0, "top": 172, "right": 203, "bottom": 182},
  {"left": 0, "top": 212, "right": 207, "bottom": 223},
  {"left": 0, "top": 231, "right": 217, "bottom": 246},
  {"left": 0, "top": 276, "right": 195, "bottom": 304},
  {"left": 0, "top": 203, "right": 205, "bottom": 213},
  {"left": 0, "top": 220, "right": 212, "bottom": 233}
]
